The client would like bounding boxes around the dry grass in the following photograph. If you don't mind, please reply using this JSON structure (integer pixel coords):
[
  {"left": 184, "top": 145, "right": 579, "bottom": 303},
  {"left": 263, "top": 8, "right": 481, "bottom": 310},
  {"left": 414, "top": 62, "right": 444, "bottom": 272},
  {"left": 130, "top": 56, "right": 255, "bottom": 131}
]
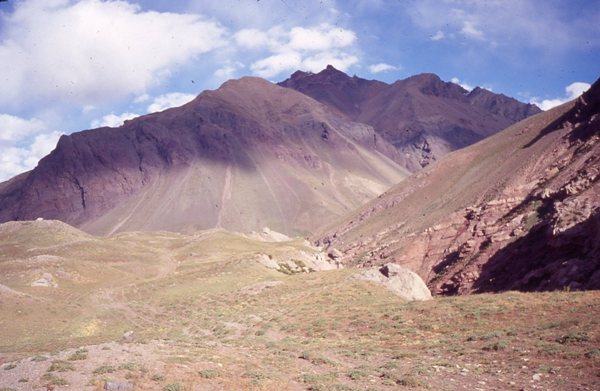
[{"left": 0, "top": 221, "right": 599, "bottom": 390}]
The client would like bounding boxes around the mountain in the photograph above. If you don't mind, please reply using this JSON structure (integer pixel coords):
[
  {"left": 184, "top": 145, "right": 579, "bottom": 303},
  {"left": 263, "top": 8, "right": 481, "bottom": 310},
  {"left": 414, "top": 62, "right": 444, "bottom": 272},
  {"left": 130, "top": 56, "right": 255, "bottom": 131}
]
[
  {"left": 0, "top": 77, "right": 408, "bottom": 235},
  {"left": 279, "top": 66, "right": 541, "bottom": 171},
  {"left": 315, "top": 77, "right": 600, "bottom": 294}
]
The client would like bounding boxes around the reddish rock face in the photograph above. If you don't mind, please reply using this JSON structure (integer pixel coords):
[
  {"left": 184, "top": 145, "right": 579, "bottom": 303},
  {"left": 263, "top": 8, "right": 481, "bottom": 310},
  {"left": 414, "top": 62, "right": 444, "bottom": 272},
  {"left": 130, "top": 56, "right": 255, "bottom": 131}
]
[
  {"left": 279, "top": 66, "right": 541, "bottom": 171},
  {"left": 316, "top": 77, "right": 600, "bottom": 294},
  {"left": 0, "top": 77, "right": 407, "bottom": 235}
]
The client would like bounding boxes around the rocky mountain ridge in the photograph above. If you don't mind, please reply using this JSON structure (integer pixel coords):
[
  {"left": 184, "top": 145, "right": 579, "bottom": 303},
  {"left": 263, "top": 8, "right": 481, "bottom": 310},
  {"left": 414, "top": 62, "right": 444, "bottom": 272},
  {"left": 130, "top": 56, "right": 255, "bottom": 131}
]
[
  {"left": 280, "top": 66, "right": 541, "bottom": 171},
  {"left": 0, "top": 77, "right": 407, "bottom": 235},
  {"left": 316, "top": 77, "right": 600, "bottom": 294}
]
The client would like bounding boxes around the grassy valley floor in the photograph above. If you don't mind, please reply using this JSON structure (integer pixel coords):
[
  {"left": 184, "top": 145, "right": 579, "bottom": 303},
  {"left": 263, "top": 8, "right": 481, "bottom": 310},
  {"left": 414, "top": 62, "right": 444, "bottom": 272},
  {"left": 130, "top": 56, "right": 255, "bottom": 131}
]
[{"left": 0, "top": 221, "right": 598, "bottom": 390}]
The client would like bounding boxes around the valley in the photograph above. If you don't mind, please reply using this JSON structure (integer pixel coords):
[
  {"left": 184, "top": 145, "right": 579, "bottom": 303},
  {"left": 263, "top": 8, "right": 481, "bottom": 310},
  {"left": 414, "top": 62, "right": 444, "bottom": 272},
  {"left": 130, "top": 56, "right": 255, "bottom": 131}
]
[{"left": 0, "top": 221, "right": 598, "bottom": 390}]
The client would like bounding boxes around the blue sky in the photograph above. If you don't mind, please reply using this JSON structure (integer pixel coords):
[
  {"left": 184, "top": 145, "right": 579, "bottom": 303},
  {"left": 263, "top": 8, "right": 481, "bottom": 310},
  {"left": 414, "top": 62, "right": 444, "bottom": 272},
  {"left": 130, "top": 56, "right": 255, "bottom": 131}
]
[{"left": 0, "top": 0, "right": 599, "bottom": 180}]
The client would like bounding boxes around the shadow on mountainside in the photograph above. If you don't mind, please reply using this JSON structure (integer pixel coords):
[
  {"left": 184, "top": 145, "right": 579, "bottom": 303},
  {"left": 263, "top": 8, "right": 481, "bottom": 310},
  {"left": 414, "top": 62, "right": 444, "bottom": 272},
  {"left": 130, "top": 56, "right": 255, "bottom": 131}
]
[{"left": 472, "top": 209, "right": 600, "bottom": 293}]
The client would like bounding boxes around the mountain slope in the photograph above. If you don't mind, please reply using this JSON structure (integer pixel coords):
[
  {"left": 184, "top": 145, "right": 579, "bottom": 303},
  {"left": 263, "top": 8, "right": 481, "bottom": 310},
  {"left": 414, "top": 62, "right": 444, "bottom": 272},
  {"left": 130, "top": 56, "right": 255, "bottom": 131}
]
[
  {"left": 315, "top": 77, "right": 600, "bottom": 294},
  {"left": 279, "top": 67, "right": 541, "bottom": 171},
  {"left": 0, "top": 77, "right": 407, "bottom": 235}
]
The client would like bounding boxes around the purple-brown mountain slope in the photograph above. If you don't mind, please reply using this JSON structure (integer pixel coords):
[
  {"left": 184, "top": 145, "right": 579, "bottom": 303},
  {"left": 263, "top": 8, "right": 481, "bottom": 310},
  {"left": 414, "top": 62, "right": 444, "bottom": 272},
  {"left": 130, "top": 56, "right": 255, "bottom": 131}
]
[
  {"left": 279, "top": 66, "right": 541, "bottom": 171},
  {"left": 315, "top": 77, "right": 600, "bottom": 294},
  {"left": 0, "top": 77, "right": 408, "bottom": 235}
]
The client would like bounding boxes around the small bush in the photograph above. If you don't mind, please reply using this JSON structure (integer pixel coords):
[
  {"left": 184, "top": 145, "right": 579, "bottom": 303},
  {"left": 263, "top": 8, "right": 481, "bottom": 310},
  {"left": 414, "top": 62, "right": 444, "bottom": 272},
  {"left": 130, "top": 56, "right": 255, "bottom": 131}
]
[
  {"left": 152, "top": 373, "right": 165, "bottom": 381},
  {"left": 198, "top": 369, "right": 219, "bottom": 379},
  {"left": 3, "top": 363, "right": 16, "bottom": 370},
  {"left": 585, "top": 348, "right": 600, "bottom": 359},
  {"left": 348, "top": 370, "right": 367, "bottom": 380},
  {"left": 482, "top": 340, "right": 508, "bottom": 351},
  {"left": 41, "top": 373, "right": 68, "bottom": 386},
  {"left": 93, "top": 365, "right": 115, "bottom": 374},
  {"left": 163, "top": 383, "right": 183, "bottom": 391},
  {"left": 47, "top": 360, "right": 74, "bottom": 372},
  {"left": 68, "top": 348, "right": 88, "bottom": 361},
  {"left": 556, "top": 332, "right": 590, "bottom": 344},
  {"left": 31, "top": 355, "right": 48, "bottom": 362}
]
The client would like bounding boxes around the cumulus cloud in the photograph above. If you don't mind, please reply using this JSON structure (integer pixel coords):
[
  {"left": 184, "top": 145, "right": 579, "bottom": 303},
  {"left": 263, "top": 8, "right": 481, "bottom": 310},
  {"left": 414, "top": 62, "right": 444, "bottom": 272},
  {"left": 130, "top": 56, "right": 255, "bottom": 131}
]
[
  {"left": 91, "top": 92, "right": 197, "bottom": 128},
  {"left": 450, "top": 77, "right": 474, "bottom": 92},
  {"left": 407, "top": 0, "right": 600, "bottom": 50},
  {"left": 237, "top": 23, "right": 358, "bottom": 78},
  {"left": 0, "top": 114, "right": 62, "bottom": 181},
  {"left": 147, "top": 92, "right": 196, "bottom": 113},
  {"left": 368, "top": 63, "right": 399, "bottom": 74},
  {"left": 0, "top": 0, "right": 226, "bottom": 109},
  {"left": 530, "top": 82, "right": 591, "bottom": 111},
  {"left": 214, "top": 61, "right": 245, "bottom": 82},
  {"left": 0, "top": 114, "right": 46, "bottom": 144},
  {"left": 430, "top": 30, "right": 445, "bottom": 41},
  {"left": 91, "top": 112, "right": 139, "bottom": 128},
  {"left": 460, "top": 21, "right": 484, "bottom": 40}
]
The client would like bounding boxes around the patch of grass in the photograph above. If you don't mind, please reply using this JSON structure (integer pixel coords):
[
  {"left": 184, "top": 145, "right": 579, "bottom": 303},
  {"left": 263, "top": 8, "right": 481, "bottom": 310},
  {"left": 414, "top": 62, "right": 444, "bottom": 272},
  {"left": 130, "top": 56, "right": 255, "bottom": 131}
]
[
  {"left": 396, "top": 375, "right": 425, "bottom": 388},
  {"left": 118, "top": 362, "right": 141, "bottom": 371},
  {"left": 41, "top": 373, "right": 68, "bottom": 386},
  {"left": 347, "top": 369, "right": 367, "bottom": 380},
  {"left": 152, "top": 373, "right": 165, "bottom": 381},
  {"left": 556, "top": 332, "right": 590, "bottom": 344},
  {"left": 299, "top": 351, "right": 337, "bottom": 366},
  {"left": 163, "top": 384, "right": 183, "bottom": 391},
  {"left": 482, "top": 340, "right": 508, "bottom": 351},
  {"left": 18, "top": 378, "right": 28, "bottom": 383},
  {"left": 31, "top": 355, "right": 48, "bottom": 362},
  {"left": 47, "top": 360, "right": 74, "bottom": 372},
  {"left": 68, "top": 348, "right": 88, "bottom": 361},
  {"left": 585, "top": 348, "right": 600, "bottom": 359},
  {"left": 198, "top": 368, "right": 219, "bottom": 379},
  {"left": 93, "top": 365, "right": 115, "bottom": 374},
  {"left": 300, "top": 372, "right": 339, "bottom": 389},
  {"left": 3, "top": 363, "right": 16, "bottom": 370}
]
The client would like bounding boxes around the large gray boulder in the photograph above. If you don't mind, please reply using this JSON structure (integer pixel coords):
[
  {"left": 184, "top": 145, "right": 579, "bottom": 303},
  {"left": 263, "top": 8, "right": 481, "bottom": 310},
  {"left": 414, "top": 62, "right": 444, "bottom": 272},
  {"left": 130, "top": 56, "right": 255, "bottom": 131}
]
[{"left": 355, "top": 263, "right": 432, "bottom": 301}]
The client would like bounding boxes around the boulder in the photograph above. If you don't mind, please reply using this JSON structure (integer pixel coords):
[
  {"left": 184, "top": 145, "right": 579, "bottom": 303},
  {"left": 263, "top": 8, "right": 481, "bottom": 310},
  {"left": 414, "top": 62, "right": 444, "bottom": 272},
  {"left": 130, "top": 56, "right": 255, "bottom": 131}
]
[{"left": 355, "top": 263, "right": 432, "bottom": 301}]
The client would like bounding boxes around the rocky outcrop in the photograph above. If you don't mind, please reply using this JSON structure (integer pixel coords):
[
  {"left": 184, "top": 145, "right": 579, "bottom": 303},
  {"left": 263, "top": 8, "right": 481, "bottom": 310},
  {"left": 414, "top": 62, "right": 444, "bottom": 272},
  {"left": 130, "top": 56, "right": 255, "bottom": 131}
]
[
  {"left": 354, "top": 263, "right": 432, "bottom": 301},
  {"left": 280, "top": 66, "right": 541, "bottom": 171},
  {"left": 316, "top": 77, "right": 600, "bottom": 295}
]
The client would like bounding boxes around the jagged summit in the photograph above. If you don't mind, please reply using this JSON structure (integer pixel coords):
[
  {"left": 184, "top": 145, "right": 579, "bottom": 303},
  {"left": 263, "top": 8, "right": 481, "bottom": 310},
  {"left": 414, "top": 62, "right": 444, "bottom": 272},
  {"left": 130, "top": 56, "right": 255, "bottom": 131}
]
[{"left": 280, "top": 66, "right": 541, "bottom": 172}]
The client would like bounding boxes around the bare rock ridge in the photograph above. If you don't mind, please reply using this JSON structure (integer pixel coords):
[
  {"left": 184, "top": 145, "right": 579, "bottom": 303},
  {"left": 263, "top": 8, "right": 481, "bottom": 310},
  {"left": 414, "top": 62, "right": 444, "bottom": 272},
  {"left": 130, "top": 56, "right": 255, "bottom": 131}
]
[
  {"left": 0, "top": 77, "right": 407, "bottom": 235},
  {"left": 316, "top": 76, "right": 600, "bottom": 294},
  {"left": 279, "top": 66, "right": 541, "bottom": 171}
]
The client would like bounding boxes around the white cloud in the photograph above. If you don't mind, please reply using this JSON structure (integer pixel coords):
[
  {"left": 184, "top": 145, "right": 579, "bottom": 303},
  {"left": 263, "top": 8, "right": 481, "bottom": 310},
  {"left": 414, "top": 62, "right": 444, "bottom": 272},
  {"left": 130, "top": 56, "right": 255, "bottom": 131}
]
[
  {"left": 234, "top": 28, "right": 273, "bottom": 49},
  {"left": 239, "top": 23, "right": 359, "bottom": 78},
  {"left": 460, "top": 21, "right": 484, "bottom": 40},
  {"left": 288, "top": 25, "right": 356, "bottom": 51},
  {"left": 0, "top": 0, "right": 227, "bottom": 109},
  {"left": 91, "top": 112, "right": 139, "bottom": 128},
  {"left": 301, "top": 52, "right": 358, "bottom": 73},
  {"left": 147, "top": 92, "right": 196, "bottom": 113},
  {"left": 91, "top": 92, "right": 196, "bottom": 128},
  {"left": 251, "top": 52, "right": 303, "bottom": 78},
  {"left": 407, "top": 0, "right": 600, "bottom": 50},
  {"left": 0, "top": 115, "right": 62, "bottom": 181},
  {"left": 450, "top": 77, "right": 474, "bottom": 92},
  {"left": 214, "top": 61, "right": 245, "bottom": 82},
  {"left": 0, "top": 114, "right": 46, "bottom": 144},
  {"left": 24, "top": 131, "right": 63, "bottom": 168},
  {"left": 134, "top": 94, "right": 151, "bottom": 104},
  {"left": 530, "top": 82, "right": 591, "bottom": 111},
  {"left": 369, "top": 63, "right": 398, "bottom": 74},
  {"left": 430, "top": 30, "right": 445, "bottom": 41}
]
